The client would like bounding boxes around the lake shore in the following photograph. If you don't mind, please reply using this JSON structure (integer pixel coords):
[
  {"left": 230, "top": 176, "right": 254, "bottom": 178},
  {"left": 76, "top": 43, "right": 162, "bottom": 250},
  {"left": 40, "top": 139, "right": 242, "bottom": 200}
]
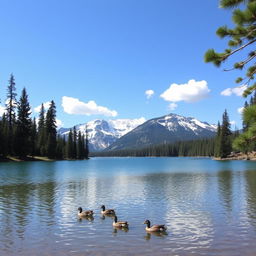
[
  {"left": 214, "top": 151, "right": 256, "bottom": 161},
  {"left": 0, "top": 156, "right": 54, "bottom": 162}
]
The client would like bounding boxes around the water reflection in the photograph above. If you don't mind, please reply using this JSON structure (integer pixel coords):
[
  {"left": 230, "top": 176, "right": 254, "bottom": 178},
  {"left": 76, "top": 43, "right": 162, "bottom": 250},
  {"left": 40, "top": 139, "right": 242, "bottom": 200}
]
[
  {"left": 112, "top": 227, "right": 129, "bottom": 234},
  {"left": 244, "top": 170, "right": 256, "bottom": 228},
  {"left": 0, "top": 158, "right": 256, "bottom": 256},
  {"left": 144, "top": 231, "right": 168, "bottom": 241},
  {"left": 218, "top": 170, "right": 233, "bottom": 213}
]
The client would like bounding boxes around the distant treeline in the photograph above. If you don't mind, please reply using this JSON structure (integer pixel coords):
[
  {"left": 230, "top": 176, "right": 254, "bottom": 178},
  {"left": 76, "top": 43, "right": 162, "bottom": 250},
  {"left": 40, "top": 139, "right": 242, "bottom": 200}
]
[
  {"left": 0, "top": 74, "right": 89, "bottom": 160},
  {"left": 92, "top": 138, "right": 216, "bottom": 157}
]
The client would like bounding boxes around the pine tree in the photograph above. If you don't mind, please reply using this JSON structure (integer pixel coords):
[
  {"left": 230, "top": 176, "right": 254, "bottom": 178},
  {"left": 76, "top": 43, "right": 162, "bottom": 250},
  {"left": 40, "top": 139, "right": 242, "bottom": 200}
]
[
  {"left": 77, "top": 131, "right": 83, "bottom": 159},
  {"left": 66, "top": 129, "right": 73, "bottom": 159},
  {"left": 30, "top": 118, "right": 37, "bottom": 156},
  {"left": 243, "top": 101, "right": 249, "bottom": 131},
  {"left": 73, "top": 126, "right": 77, "bottom": 159},
  {"left": 233, "top": 104, "right": 256, "bottom": 154},
  {"left": 45, "top": 100, "right": 57, "bottom": 158},
  {"left": 214, "top": 121, "right": 221, "bottom": 157},
  {"left": 219, "top": 110, "right": 232, "bottom": 158},
  {"left": 56, "top": 135, "right": 65, "bottom": 159},
  {"left": 37, "top": 104, "right": 46, "bottom": 155},
  {"left": 15, "top": 88, "right": 32, "bottom": 158},
  {"left": 205, "top": 0, "right": 256, "bottom": 97},
  {"left": 5, "top": 74, "right": 17, "bottom": 154},
  {"left": 84, "top": 125, "right": 89, "bottom": 159},
  {"left": 0, "top": 114, "right": 8, "bottom": 157}
]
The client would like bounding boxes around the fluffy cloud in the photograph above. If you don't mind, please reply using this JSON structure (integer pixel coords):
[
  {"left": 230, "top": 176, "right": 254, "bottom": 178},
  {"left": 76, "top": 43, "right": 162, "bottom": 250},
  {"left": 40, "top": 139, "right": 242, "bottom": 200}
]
[
  {"left": 34, "top": 101, "right": 51, "bottom": 113},
  {"left": 145, "top": 89, "right": 154, "bottom": 99},
  {"left": 230, "top": 120, "right": 236, "bottom": 125},
  {"left": 237, "top": 107, "right": 244, "bottom": 114},
  {"left": 168, "top": 103, "right": 177, "bottom": 111},
  {"left": 160, "top": 79, "right": 210, "bottom": 103},
  {"left": 220, "top": 86, "right": 247, "bottom": 97},
  {"left": 62, "top": 96, "right": 118, "bottom": 117}
]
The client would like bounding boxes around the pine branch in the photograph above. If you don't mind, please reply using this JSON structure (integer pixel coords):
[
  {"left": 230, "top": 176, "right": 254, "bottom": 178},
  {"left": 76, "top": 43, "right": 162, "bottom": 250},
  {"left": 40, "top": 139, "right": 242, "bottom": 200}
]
[{"left": 222, "top": 38, "right": 256, "bottom": 60}]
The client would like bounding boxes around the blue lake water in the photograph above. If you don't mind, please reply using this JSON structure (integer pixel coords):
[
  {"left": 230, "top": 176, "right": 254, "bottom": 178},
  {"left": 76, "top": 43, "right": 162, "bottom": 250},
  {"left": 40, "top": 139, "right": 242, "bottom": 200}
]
[{"left": 0, "top": 157, "right": 256, "bottom": 256}]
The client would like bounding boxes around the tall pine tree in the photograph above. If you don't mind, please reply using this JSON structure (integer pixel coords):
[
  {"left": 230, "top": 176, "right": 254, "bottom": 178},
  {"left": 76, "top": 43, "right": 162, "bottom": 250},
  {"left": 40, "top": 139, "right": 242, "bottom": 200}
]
[
  {"left": 219, "top": 110, "right": 232, "bottom": 158},
  {"left": 5, "top": 74, "right": 17, "bottom": 154},
  {"left": 15, "top": 88, "right": 32, "bottom": 158},
  {"left": 45, "top": 100, "right": 57, "bottom": 158}
]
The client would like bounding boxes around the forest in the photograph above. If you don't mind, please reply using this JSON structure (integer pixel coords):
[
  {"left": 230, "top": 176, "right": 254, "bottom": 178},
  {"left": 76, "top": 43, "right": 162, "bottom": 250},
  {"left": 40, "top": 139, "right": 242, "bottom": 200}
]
[{"left": 0, "top": 74, "right": 89, "bottom": 160}]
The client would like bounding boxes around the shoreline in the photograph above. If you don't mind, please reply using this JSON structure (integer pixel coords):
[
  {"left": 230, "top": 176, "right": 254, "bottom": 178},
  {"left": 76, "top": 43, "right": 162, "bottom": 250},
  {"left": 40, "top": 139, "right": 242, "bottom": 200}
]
[{"left": 214, "top": 152, "right": 256, "bottom": 161}]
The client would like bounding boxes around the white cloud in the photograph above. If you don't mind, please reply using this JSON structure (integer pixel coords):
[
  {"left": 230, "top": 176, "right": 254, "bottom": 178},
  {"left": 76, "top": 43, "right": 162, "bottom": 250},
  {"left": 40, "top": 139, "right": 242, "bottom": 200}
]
[
  {"left": 62, "top": 96, "right": 118, "bottom": 117},
  {"left": 230, "top": 120, "right": 236, "bottom": 125},
  {"left": 220, "top": 85, "right": 247, "bottom": 97},
  {"left": 238, "top": 107, "right": 244, "bottom": 114},
  {"left": 145, "top": 89, "right": 154, "bottom": 99},
  {"left": 34, "top": 101, "right": 51, "bottom": 113},
  {"left": 168, "top": 103, "right": 178, "bottom": 111},
  {"left": 0, "top": 105, "right": 5, "bottom": 116},
  {"left": 160, "top": 79, "right": 210, "bottom": 103}
]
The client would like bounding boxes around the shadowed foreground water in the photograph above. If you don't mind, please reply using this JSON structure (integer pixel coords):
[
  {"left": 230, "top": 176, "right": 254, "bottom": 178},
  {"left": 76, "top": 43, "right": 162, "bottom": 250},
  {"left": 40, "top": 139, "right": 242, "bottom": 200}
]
[{"left": 0, "top": 157, "right": 256, "bottom": 256}]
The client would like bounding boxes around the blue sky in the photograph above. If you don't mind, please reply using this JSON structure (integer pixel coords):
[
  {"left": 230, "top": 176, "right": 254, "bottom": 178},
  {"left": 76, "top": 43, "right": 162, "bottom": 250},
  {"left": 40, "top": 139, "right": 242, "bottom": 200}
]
[{"left": 0, "top": 0, "right": 249, "bottom": 128}]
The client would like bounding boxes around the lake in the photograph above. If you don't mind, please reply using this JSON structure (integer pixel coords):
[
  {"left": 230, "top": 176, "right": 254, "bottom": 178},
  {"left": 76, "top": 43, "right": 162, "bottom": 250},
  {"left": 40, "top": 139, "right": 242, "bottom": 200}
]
[{"left": 0, "top": 157, "right": 256, "bottom": 256}]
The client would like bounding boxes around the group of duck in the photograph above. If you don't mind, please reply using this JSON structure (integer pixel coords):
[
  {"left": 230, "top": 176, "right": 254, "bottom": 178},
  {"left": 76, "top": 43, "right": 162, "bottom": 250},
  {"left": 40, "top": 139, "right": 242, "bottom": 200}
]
[{"left": 77, "top": 205, "right": 167, "bottom": 232}]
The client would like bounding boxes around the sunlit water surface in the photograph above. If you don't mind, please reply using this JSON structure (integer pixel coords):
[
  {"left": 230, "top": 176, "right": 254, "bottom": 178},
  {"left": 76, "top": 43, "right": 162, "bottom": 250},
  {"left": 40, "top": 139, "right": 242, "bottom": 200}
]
[{"left": 0, "top": 157, "right": 256, "bottom": 256}]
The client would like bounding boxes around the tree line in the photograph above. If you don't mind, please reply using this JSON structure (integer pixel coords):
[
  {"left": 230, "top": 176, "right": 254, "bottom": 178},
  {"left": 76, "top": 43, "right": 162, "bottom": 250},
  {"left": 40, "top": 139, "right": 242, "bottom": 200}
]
[
  {"left": 0, "top": 74, "right": 89, "bottom": 160},
  {"left": 93, "top": 138, "right": 216, "bottom": 157}
]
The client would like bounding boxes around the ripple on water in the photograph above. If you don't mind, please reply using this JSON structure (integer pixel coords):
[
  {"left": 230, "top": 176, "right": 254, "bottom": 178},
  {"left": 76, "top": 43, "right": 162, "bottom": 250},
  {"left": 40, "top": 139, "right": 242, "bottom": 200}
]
[{"left": 1, "top": 158, "right": 256, "bottom": 255}]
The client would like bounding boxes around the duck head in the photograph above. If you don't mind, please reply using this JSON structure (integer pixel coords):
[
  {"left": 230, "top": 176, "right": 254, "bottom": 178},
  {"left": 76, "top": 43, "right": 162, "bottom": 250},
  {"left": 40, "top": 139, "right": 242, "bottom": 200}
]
[{"left": 143, "top": 219, "right": 151, "bottom": 227}]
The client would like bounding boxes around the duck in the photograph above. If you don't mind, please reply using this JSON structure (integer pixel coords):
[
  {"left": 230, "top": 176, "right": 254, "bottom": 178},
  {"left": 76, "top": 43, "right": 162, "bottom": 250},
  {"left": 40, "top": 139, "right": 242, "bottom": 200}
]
[
  {"left": 100, "top": 205, "right": 115, "bottom": 215},
  {"left": 112, "top": 215, "right": 129, "bottom": 228},
  {"left": 143, "top": 220, "right": 167, "bottom": 232},
  {"left": 77, "top": 207, "right": 94, "bottom": 218}
]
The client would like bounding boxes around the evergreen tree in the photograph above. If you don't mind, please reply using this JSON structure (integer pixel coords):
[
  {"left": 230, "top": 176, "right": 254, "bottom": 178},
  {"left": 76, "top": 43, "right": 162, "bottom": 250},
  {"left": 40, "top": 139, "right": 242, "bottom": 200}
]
[
  {"left": 233, "top": 104, "right": 256, "bottom": 154},
  {"left": 77, "top": 131, "right": 83, "bottom": 159},
  {"left": 0, "top": 114, "right": 8, "bottom": 157},
  {"left": 214, "top": 121, "right": 221, "bottom": 157},
  {"left": 45, "top": 100, "right": 57, "bottom": 158},
  {"left": 5, "top": 74, "right": 17, "bottom": 154},
  {"left": 205, "top": 0, "right": 256, "bottom": 97},
  {"left": 30, "top": 118, "right": 37, "bottom": 156},
  {"left": 56, "top": 135, "right": 65, "bottom": 159},
  {"left": 66, "top": 129, "right": 73, "bottom": 159},
  {"left": 84, "top": 125, "right": 89, "bottom": 159},
  {"left": 219, "top": 110, "right": 232, "bottom": 158},
  {"left": 37, "top": 103, "right": 46, "bottom": 155},
  {"left": 15, "top": 88, "right": 32, "bottom": 158},
  {"left": 243, "top": 101, "right": 249, "bottom": 131},
  {"left": 0, "top": 118, "right": 3, "bottom": 156},
  {"left": 73, "top": 126, "right": 77, "bottom": 159}
]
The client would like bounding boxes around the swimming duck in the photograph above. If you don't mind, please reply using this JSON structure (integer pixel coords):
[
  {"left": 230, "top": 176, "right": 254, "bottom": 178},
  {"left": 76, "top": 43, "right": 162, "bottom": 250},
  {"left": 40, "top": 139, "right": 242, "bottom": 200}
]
[
  {"left": 100, "top": 205, "right": 115, "bottom": 215},
  {"left": 112, "top": 215, "right": 129, "bottom": 228},
  {"left": 77, "top": 207, "right": 94, "bottom": 217},
  {"left": 143, "top": 220, "right": 167, "bottom": 232}
]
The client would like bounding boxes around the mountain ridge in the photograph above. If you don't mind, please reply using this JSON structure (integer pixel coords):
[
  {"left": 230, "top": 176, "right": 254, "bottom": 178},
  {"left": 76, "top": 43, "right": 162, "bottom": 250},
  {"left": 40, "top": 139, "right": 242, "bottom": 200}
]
[
  {"left": 58, "top": 113, "right": 217, "bottom": 152},
  {"left": 106, "top": 113, "right": 217, "bottom": 151}
]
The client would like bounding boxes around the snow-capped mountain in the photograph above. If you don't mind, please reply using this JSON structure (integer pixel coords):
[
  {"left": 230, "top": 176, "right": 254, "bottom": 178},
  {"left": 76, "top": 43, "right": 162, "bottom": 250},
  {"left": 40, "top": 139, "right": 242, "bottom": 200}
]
[
  {"left": 58, "top": 118, "right": 146, "bottom": 151},
  {"left": 106, "top": 113, "right": 217, "bottom": 151}
]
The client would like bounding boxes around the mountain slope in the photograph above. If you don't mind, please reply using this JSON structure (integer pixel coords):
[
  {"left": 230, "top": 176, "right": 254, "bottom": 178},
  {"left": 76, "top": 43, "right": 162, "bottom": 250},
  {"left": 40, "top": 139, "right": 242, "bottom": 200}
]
[
  {"left": 106, "top": 113, "right": 217, "bottom": 151},
  {"left": 58, "top": 118, "right": 146, "bottom": 151}
]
